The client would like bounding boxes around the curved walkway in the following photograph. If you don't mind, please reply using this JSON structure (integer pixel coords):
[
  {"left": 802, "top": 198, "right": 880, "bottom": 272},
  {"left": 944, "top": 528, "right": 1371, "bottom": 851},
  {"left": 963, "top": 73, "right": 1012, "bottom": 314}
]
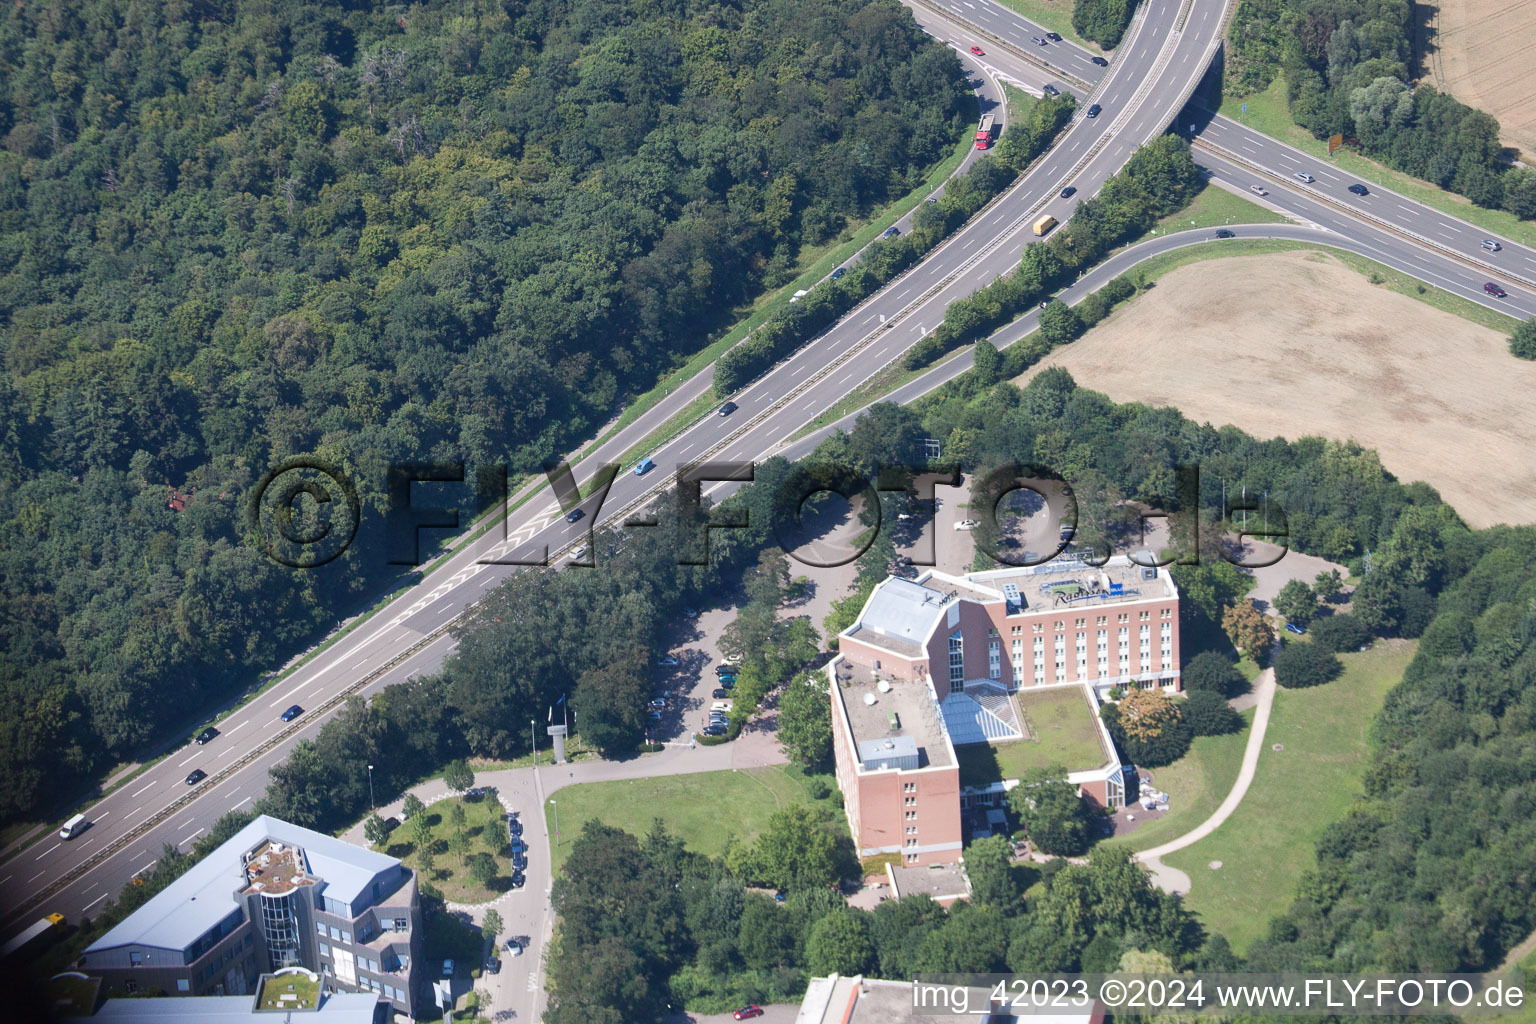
[{"left": 1134, "top": 667, "right": 1277, "bottom": 895}]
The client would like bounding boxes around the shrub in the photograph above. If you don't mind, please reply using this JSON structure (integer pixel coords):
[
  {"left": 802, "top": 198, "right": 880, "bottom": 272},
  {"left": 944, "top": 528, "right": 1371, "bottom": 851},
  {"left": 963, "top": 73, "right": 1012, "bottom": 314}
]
[
  {"left": 1273, "top": 641, "right": 1343, "bottom": 689},
  {"left": 1181, "top": 651, "right": 1245, "bottom": 697},
  {"left": 1183, "top": 690, "right": 1242, "bottom": 736},
  {"left": 1308, "top": 614, "right": 1370, "bottom": 654}
]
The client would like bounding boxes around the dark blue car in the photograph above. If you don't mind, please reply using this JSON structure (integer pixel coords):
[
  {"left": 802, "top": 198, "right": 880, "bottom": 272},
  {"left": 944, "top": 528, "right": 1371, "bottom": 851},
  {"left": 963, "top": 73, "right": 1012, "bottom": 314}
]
[{"left": 281, "top": 704, "right": 304, "bottom": 722}]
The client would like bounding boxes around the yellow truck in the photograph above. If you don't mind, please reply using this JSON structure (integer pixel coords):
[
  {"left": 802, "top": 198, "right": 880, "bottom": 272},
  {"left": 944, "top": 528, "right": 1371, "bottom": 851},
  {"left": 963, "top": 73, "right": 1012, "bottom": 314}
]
[{"left": 1033, "top": 214, "right": 1057, "bottom": 236}]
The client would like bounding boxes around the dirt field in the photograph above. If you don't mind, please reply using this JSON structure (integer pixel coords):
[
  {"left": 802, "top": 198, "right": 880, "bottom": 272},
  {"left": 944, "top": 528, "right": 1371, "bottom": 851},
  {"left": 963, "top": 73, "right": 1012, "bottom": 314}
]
[
  {"left": 1426, "top": 0, "right": 1536, "bottom": 161},
  {"left": 1014, "top": 251, "right": 1536, "bottom": 529}
]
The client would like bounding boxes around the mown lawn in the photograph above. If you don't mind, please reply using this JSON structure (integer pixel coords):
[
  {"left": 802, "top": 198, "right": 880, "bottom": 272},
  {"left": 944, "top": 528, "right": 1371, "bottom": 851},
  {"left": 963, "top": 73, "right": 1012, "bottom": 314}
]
[
  {"left": 544, "top": 764, "right": 845, "bottom": 876},
  {"left": 1163, "top": 641, "right": 1417, "bottom": 952},
  {"left": 1109, "top": 707, "right": 1253, "bottom": 854},
  {"left": 377, "top": 793, "right": 509, "bottom": 905}
]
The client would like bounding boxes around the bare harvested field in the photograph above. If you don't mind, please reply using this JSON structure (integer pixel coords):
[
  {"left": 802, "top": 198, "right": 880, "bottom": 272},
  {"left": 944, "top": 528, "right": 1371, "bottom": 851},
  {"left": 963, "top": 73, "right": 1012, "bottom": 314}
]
[
  {"left": 1014, "top": 251, "right": 1536, "bottom": 529},
  {"left": 1427, "top": 0, "right": 1536, "bottom": 160}
]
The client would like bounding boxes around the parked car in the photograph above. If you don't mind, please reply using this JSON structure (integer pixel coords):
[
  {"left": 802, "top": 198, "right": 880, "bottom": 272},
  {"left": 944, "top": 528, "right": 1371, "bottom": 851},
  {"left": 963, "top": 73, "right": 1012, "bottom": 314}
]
[
  {"left": 511, "top": 871, "right": 526, "bottom": 889},
  {"left": 715, "top": 665, "right": 737, "bottom": 677},
  {"left": 1348, "top": 183, "right": 1369, "bottom": 196},
  {"left": 507, "top": 818, "right": 522, "bottom": 837},
  {"left": 1085, "top": 103, "right": 1101, "bottom": 118},
  {"left": 713, "top": 688, "right": 730, "bottom": 699},
  {"left": 1060, "top": 185, "right": 1077, "bottom": 199},
  {"left": 658, "top": 655, "right": 678, "bottom": 666},
  {"left": 280, "top": 704, "right": 304, "bottom": 722},
  {"left": 510, "top": 837, "right": 528, "bottom": 853},
  {"left": 512, "top": 852, "right": 527, "bottom": 871},
  {"left": 648, "top": 710, "right": 663, "bottom": 722},
  {"left": 702, "top": 725, "right": 727, "bottom": 737},
  {"left": 1485, "top": 282, "right": 1508, "bottom": 298},
  {"left": 441, "top": 959, "right": 455, "bottom": 978},
  {"left": 484, "top": 957, "right": 501, "bottom": 975},
  {"left": 831, "top": 266, "right": 846, "bottom": 279},
  {"left": 719, "top": 678, "right": 736, "bottom": 690},
  {"left": 1293, "top": 171, "right": 1315, "bottom": 183},
  {"left": 954, "top": 519, "right": 980, "bottom": 530},
  {"left": 649, "top": 697, "right": 667, "bottom": 708},
  {"left": 1285, "top": 623, "right": 1306, "bottom": 635},
  {"left": 734, "top": 1007, "right": 766, "bottom": 1021},
  {"left": 195, "top": 727, "right": 218, "bottom": 745},
  {"left": 1482, "top": 239, "right": 1502, "bottom": 252},
  {"left": 384, "top": 817, "right": 401, "bottom": 833},
  {"left": 1249, "top": 184, "right": 1269, "bottom": 196},
  {"left": 565, "top": 507, "right": 584, "bottom": 524},
  {"left": 1215, "top": 228, "right": 1234, "bottom": 238},
  {"left": 185, "top": 769, "right": 207, "bottom": 786},
  {"left": 718, "top": 401, "right": 738, "bottom": 416},
  {"left": 969, "top": 45, "right": 985, "bottom": 56},
  {"left": 1091, "top": 56, "right": 1109, "bottom": 66},
  {"left": 505, "top": 937, "right": 524, "bottom": 957}
]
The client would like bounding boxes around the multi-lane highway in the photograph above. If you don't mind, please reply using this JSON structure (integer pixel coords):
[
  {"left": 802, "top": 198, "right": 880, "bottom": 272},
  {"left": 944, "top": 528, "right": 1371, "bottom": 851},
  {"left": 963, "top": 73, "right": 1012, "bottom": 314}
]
[{"left": 926, "top": 0, "right": 1536, "bottom": 295}]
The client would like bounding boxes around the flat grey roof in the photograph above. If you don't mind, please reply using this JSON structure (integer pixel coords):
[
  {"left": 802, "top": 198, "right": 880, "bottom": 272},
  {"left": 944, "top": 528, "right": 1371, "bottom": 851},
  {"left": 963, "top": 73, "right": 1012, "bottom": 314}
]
[
  {"left": 87, "top": 815, "right": 400, "bottom": 955},
  {"left": 835, "top": 663, "right": 951, "bottom": 770},
  {"left": 74, "top": 991, "right": 383, "bottom": 1022},
  {"left": 889, "top": 861, "right": 970, "bottom": 901},
  {"left": 854, "top": 577, "right": 948, "bottom": 647}
]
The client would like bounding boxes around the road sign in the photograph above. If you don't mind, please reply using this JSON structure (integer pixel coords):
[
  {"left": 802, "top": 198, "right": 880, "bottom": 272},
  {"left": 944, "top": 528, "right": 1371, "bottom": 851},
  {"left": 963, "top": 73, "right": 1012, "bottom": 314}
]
[{"left": 1328, "top": 133, "right": 1344, "bottom": 155}]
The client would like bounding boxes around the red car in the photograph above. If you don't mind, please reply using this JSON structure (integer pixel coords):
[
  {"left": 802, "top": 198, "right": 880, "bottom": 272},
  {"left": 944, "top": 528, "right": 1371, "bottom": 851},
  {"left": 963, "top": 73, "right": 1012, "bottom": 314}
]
[
  {"left": 1484, "top": 282, "right": 1507, "bottom": 298},
  {"left": 969, "top": 45, "right": 985, "bottom": 56},
  {"left": 734, "top": 1008, "right": 765, "bottom": 1021}
]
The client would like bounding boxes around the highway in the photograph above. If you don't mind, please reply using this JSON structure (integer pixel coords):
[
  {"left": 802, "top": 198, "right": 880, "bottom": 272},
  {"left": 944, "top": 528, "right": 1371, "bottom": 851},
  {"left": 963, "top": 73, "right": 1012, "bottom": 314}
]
[
  {"left": 922, "top": 0, "right": 1536, "bottom": 293},
  {"left": 0, "top": 0, "right": 1235, "bottom": 941}
]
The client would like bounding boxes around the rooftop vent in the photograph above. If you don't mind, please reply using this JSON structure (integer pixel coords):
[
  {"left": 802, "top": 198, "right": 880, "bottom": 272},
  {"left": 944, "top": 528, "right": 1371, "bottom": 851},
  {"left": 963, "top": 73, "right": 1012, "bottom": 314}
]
[
  {"left": 863, "top": 693, "right": 877, "bottom": 706},
  {"left": 877, "top": 680, "right": 891, "bottom": 693}
]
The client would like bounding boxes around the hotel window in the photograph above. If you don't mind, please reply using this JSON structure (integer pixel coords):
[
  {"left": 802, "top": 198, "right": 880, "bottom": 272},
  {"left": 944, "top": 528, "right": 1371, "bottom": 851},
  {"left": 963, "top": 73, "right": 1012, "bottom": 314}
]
[
  {"left": 1032, "top": 623, "right": 1043, "bottom": 633},
  {"left": 906, "top": 826, "right": 918, "bottom": 835},
  {"left": 1013, "top": 625, "right": 1024, "bottom": 634},
  {"left": 906, "top": 838, "right": 919, "bottom": 847},
  {"left": 949, "top": 632, "right": 964, "bottom": 690},
  {"left": 904, "top": 796, "right": 917, "bottom": 807},
  {"left": 1140, "top": 610, "right": 1150, "bottom": 620},
  {"left": 393, "top": 918, "right": 408, "bottom": 933},
  {"left": 1118, "top": 613, "right": 1129, "bottom": 623},
  {"left": 1075, "top": 618, "right": 1086, "bottom": 627},
  {"left": 1055, "top": 620, "right": 1065, "bottom": 630},
  {"left": 989, "top": 640, "right": 1001, "bottom": 679},
  {"left": 1161, "top": 608, "right": 1172, "bottom": 618},
  {"left": 904, "top": 782, "right": 916, "bottom": 793},
  {"left": 1097, "top": 616, "right": 1107, "bottom": 625},
  {"left": 905, "top": 810, "right": 917, "bottom": 820}
]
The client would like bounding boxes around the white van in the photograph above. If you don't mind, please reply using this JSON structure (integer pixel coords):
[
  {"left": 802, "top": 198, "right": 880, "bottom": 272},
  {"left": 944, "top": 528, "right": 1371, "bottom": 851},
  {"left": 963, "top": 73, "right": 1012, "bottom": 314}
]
[
  {"left": 711, "top": 702, "right": 731, "bottom": 713},
  {"left": 60, "top": 814, "right": 89, "bottom": 840}
]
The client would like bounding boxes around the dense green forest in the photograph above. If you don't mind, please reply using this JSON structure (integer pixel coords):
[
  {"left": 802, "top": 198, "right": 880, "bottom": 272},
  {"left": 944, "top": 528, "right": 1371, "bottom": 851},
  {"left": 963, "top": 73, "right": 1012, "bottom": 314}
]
[
  {"left": 1227, "top": 0, "right": 1536, "bottom": 218},
  {"left": 0, "top": 0, "right": 971, "bottom": 822}
]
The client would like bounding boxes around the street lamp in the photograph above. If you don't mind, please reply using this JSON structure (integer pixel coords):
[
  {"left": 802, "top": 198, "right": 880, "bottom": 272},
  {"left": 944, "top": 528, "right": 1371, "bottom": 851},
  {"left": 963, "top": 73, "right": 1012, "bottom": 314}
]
[
  {"left": 367, "top": 764, "right": 375, "bottom": 813},
  {"left": 530, "top": 719, "right": 536, "bottom": 766},
  {"left": 551, "top": 799, "right": 559, "bottom": 847}
]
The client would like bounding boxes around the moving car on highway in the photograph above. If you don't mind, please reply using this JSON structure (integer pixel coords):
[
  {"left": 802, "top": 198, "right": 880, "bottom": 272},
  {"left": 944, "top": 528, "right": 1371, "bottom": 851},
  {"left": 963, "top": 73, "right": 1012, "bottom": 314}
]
[
  {"left": 969, "top": 45, "right": 984, "bottom": 56},
  {"left": 1485, "top": 282, "right": 1507, "bottom": 298},
  {"left": 185, "top": 769, "right": 207, "bottom": 786},
  {"left": 280, "top": 704, "right": 304, "bottom": 722}
]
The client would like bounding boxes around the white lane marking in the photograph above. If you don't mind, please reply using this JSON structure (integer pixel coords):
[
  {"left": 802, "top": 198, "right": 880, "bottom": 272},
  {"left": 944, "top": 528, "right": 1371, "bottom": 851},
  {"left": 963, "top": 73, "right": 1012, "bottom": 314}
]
[
  {"left": 178, "top": 750, "right": 201, "bottom": 767},
  {"left": 33, "top": 842, "right": 60, "bottom": 861},
  {"left": 129, "top": 779, "right": 158, "bottom": 798},
  {"left": 135, "top": 859, "right": 156, "bottom": 877},
  {"left": 183, "top": 827, "right": 205, "bottom": 845},
  {"left": 232, "top": 796, "right": 253, "bottom": 812},
  {"left": 26, "top": 868, "right": 48, "bottom": 884},
  {"left": 84, "top": 892, "right": 109, "bottom": 911}
]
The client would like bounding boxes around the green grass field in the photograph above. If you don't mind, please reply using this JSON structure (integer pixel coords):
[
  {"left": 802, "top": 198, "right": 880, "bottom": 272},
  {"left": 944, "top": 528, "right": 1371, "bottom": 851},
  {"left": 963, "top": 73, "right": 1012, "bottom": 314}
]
[
  {"left": 1163, "top": 642, "right": 1417, "bottom": 952},
  {"left": 1219, "top": 76, "right": 1536, "bottom": 250},
  {"left": 1109, "top": 707, "right": 1252, "bottom": 853},
  {"left": 955, "top": 686, "right": 1108, "bottom": 786},
  {"left": 376, "top": 794, "right": 509, "bottom": 904},
  {"left": 543, "top": 764, "right": 845, "bottom": 876},
  {"left": 1154, "top": 182, "right": 1290, "bottom": 232}
]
